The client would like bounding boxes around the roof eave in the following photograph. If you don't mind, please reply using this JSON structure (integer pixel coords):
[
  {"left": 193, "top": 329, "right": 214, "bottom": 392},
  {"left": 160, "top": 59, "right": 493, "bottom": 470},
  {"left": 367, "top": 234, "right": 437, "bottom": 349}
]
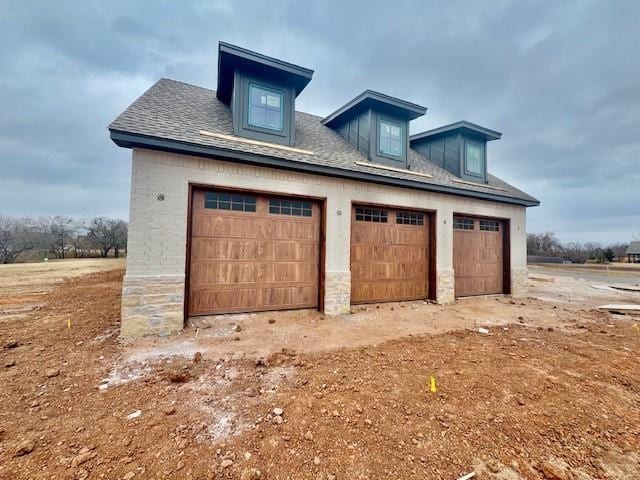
[
  {"left": 322, "top": 90, "right": 427, "bottom": 127},
  {"left": 216, "top": 42, "right": 314, "bottom": 104},
  {"left": 411, "top": 121, "right": 502, "bottom": 143},
  {"left": 109, "top": 129, "right": 540, "bottom": 207}
]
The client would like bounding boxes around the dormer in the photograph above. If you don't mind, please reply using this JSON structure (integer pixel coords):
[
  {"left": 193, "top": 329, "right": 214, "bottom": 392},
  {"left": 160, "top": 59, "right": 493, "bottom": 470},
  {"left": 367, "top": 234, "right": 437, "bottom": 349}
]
[
  {"left": 216, "top": 42, "right": 314, "bottom": 146},
  {"left": 322, "top": 90, "right": 426, "bottom": 169},
  {"left": 410, "top": 121, "right": 501, "bottom": 184}
]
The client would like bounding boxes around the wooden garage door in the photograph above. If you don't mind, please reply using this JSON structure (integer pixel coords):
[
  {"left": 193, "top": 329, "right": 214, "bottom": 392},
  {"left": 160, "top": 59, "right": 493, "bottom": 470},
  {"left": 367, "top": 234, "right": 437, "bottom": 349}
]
[
  {"left": 453, "top": 216, "right": 505, "bottom": 297},
  {"left": 188, "top": 189, "right": 320, "bottom": 315},
  {"left": 351, "top": 206, "right": 430, "bottom": 304}
]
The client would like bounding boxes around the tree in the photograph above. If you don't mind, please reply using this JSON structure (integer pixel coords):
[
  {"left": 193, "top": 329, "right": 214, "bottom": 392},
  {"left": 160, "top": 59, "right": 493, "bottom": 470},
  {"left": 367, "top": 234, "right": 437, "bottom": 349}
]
[
  {"left": 87, "top": 217, "right": 128, "bottom": 257},
  {"left": 527, "top": 232, "right": 563, "bottom": 257},
  {"left": 0, "top": 217, "right": 42, "bottom": 264},
  {"left": 37, "top": 216, "right": 75, "bottom": 259}
]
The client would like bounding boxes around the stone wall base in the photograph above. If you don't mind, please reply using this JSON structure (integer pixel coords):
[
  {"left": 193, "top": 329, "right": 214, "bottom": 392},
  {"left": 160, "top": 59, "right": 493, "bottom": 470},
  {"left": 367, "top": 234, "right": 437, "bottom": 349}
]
[
  {"left": 120, "top": 275, "right": 185, "bottom": 338},
  {"left": 510, "top": 267, "right": 529, "bottom": 298},
  {"left": 324, "top": 271, "right": 351, "bottom": 315},
  {"left": 436, "top": 269, "right": 456, "bottom": 304}
]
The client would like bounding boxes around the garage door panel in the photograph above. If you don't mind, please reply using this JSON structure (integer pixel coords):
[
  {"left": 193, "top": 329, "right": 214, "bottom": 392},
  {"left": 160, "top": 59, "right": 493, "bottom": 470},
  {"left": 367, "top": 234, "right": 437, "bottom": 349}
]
[
  {"left": 272, "top": 242, "right": 318, "bottom": 261},
  {"left": 453, "top": 216, "right": 505, "bottom": 297},
  {"left": 352, "top": 280, "right": 427, "bottom": 304},
  {"left": 351, "top": 206, "right": 429, "bottom": 304},
  {"left": 192, "top": 216, "right": 260, "bottom": 238},
  {"left": 351, "top": 244, "right": 427, "bottom": 262},
  {"left": 189, "top": 190, "right": 320, "bottom": 316},
  {"left": 190, "top": 288, "right": 259, "bottom": 314},
  {"left": 190, "top": 262, "right": 258, "bottom": 285},
  {"left": 351, "top": 261, "right": 426, "bottom": 281},
  {"left": 351, "top": 226, "right": 394, "bottom": 245},
  {"left": 261, "top": 219, "right": 319, "bottom": 241},
  {"left": 191, "top": 238, "right": 259, "bottom": 260}
]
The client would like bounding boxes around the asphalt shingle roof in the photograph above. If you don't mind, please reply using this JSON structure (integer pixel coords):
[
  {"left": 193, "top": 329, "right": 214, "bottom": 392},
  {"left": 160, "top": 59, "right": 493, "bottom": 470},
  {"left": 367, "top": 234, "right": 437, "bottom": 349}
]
[{"left": 109, "top": 78, "right": 539, "bottom": 205}]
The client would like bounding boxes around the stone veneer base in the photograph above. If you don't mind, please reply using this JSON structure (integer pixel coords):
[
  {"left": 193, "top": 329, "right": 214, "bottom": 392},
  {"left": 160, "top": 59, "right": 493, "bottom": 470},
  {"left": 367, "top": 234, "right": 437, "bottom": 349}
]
[{"left": 120, "top": 275, "right": 185, "bottom": 338}]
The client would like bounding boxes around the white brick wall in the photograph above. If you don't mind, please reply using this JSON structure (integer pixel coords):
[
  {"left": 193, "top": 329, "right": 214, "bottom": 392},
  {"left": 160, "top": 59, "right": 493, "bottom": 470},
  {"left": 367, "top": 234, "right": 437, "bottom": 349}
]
[{"left": 121, "top": 148, "right": 529, "bottom": 336}]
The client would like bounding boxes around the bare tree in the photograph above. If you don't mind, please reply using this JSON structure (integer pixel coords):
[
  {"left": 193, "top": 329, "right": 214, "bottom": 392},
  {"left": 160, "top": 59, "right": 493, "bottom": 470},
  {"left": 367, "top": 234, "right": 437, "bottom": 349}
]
[
  {"left": 37, "top": 216, "right": 76, "bottom": 259},
  {"left": 527, "top": 232, "right": 563, "bottom": 257},
  {"left": 87, "top": 217, "right": 128, "bottom": 258},
  {"left": 0, "top": 217, "right": 42, "bottom": 264}
]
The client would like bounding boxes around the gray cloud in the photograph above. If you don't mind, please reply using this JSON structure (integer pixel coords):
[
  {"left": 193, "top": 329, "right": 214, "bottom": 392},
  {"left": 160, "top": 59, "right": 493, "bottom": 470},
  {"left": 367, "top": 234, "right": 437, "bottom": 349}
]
[{"left": 1, "top": 0, "right": 638, "bottom": 243}]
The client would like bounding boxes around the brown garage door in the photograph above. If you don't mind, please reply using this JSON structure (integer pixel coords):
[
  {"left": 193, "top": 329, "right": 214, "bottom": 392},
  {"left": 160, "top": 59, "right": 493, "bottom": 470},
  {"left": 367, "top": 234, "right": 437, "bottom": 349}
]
[
  {"left": 453, "top": 216, "right": 505, "bottom": 297},
  {"left": 188, "top": 189, "right": 320, "bottom": 315},
  {"left": 351, "top": 206, "right": 430, "bottom": 304}
]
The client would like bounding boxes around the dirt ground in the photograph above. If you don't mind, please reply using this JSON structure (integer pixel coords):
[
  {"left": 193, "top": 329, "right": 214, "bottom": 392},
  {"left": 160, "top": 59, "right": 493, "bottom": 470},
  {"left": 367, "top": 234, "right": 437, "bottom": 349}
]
[{"left": 1, "top": 260, "right": 639, "bottom": 479}]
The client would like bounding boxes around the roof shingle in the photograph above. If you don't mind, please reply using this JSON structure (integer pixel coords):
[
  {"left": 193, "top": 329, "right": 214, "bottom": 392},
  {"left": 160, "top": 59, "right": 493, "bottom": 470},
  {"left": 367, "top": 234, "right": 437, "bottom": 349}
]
[{"left": 109, "top": 78, "right": 539, "bottom": 206}]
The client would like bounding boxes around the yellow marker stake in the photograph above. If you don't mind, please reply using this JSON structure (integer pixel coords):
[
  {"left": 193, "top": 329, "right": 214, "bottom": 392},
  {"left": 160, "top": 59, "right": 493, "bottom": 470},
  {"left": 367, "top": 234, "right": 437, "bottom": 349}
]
[
  {"left": 429, "top": 375, "right": 437, "bottom": 393},
  {"left": 67, "top": 318, "right": 71, "bottom": 329}
]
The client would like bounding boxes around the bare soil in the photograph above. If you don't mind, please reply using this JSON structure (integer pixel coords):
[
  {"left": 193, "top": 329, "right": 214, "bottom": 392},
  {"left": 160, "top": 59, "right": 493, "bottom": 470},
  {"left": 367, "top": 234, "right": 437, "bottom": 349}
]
[{"left": 0, "top": 260, "right": 639, "bottom": 479}]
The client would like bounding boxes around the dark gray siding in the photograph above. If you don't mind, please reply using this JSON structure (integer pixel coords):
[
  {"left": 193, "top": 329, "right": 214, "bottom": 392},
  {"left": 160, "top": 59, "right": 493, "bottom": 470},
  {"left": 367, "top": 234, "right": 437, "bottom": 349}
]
[
  {"left": 444, "top": 134, "right": 460, "bottom": 177},
  {"left": 411, "top": 132, "right": 489, "bottom": 183},
  {"left": 334, "top": 109, "right": 371, "bottom": 159}
]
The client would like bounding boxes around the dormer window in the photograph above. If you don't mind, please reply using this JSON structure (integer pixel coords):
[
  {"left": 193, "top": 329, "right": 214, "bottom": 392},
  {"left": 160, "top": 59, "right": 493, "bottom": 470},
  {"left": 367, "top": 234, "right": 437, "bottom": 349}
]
[
  {"left": 464, "top": 141, "right": 483, "bottom": 176},
  {"left": 216, "top": 42, "right": 314, "bottom": 146},
  {"left": 322, "top": 90, "right": 426, "bottom": 169},
  {"left": 248, "top": 83, "right": 284, "bottom": 131},
  {"left": 378, "top": 119, "right": 403, "bottom": 158},
  {"left": 410, "top": 121, "right": 501, "bottom": 184}
]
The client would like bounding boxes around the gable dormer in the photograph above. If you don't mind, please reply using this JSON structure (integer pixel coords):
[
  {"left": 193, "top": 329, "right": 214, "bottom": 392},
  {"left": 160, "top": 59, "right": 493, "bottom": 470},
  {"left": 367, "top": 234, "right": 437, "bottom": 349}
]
[
  {"left": 322, "top": 90, "right": 426, "bottom": 169},
  {"left": 410, "top": 121, "right": 501, "bottom": 184},
  {"left": 216, "top": 42, "right": 314, "bottom": 146}
]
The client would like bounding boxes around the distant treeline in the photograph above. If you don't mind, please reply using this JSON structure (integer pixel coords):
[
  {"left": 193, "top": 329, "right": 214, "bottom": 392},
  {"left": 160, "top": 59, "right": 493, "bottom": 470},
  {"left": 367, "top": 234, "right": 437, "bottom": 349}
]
[
  {"left": 0, "top": 216, "right": 128, "bottom": 264},
  {"left": 527, "top": 231, "right": 629, "bottom": 264}
]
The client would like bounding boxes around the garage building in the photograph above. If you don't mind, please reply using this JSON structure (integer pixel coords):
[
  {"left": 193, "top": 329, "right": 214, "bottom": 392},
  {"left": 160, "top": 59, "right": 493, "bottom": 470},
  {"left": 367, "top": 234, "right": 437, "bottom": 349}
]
[{"left": 110, "top": 42, "right": 539, "bottom": 337}]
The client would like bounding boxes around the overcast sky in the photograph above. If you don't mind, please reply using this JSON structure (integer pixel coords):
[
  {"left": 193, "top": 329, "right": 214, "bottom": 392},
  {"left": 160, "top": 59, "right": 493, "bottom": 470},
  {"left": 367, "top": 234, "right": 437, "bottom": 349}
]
[{"left": 1, "top": 0, "right": 638, "bottom": 244}]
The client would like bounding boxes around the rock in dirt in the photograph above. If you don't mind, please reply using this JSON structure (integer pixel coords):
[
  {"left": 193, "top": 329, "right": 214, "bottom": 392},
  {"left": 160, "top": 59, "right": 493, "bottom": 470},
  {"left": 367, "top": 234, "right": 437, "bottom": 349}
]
[
  {"left": 4, "top": 359, "right": 16, "bottom": 368},
  {"left": 273, "top": 407, "right": 284, "bottom": 416},
  {"left": 45, "top": 368, "right": 60, "bottom": 378},
  {"left": 268, "top": 318, "right": 276, "bottom": 324},
  {"left": 14, "top": 440, "right": 35, "bottom": 457},
  {"left": 71, "top": 451, "right": 97, "bottom": 467},
  {"left": 313, "top": 456, "right": 321, "bottom": 465},
  {"left": 126, "top": 410, "right": 142, "bottom": 420},
  {"left": 4, "top": 340, "right": 18, "bottom": 349},
  {"left": 193, "top": 351, "right": 202, "bottom": 364},
  {"left": 221, "top": 459, "right": 234, "bottom": 468},
  {"left": 240, "top": 467, "right": 262, "bottom": 480},
  {"left": 540, "top": 461, "right": 568, "bottom": 480},
  {"left": 163, "top": 405, "right": 176, "bottom": 415},
  {"left": 232, "top": 324, "right": 242, "bottom": 332},
  {"left": 123, "top": 472, "right": 136, "bottom": 480}
]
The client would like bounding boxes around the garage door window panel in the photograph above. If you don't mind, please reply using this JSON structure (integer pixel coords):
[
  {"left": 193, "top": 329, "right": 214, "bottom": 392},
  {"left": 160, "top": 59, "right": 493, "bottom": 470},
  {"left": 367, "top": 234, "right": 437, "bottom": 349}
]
[
  {"left": 453, "top": 218, "right": 474, "bottom": 230},
  {"left": 269, "top": 199, "right": 313, "bottom": 217},
  {"left": 355, "top": 207, "right": 388, "bottom": 223},
  {"left": 480, "top": 220, "right": 500, "bottom": 232},
  {"left": 204, "top": 191, "right": 256, "bottom": 212},
  {"left": 397, "top": 211, "right": 424, "bottom": 226}
]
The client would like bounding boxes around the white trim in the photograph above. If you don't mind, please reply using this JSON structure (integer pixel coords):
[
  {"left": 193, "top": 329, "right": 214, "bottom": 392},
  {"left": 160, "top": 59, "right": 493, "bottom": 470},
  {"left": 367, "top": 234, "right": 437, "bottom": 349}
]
[
  {"left": 354, "top": 161, "right": 433, "bottom": 179},
  {"left": 199, "top": 130, "right": 314, "bottom": 155}
]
